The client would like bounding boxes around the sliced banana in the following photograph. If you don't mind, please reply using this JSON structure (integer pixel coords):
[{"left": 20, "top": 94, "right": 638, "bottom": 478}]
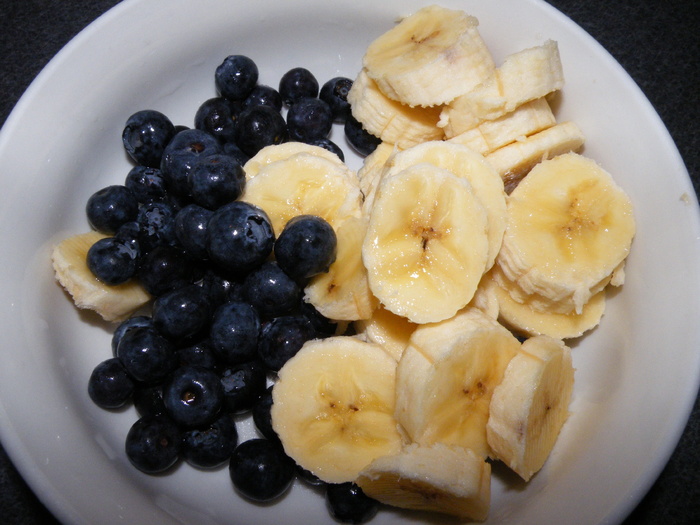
[
  {"left": 395, "top": 308, "right": 520, "bottom": 458},
  {"left": 362, "top": 163, "right": 489, "bottom": 324},
  {"left": 354, "top": 305, "right": 417, "bottom": 362},
  {"left": 363, "top": 5, "right": 495, "bottom": 107},
  {"left": 356, "top": 443, "right": 491, "bottom": 521},
  {"left": 487, "top": 335, "right": 574, "bottom": 481},
  {"left": 242, "top": 141, "right": 344, "bottom": 180},
  {"left": 357, "top": 141, "right": 397, "bottom": 199},
  {"left": 271, "top": 336, "right": 403, "bottom": 484},
  {"left": 52, "top": 231, "right": 151, "bottom": 322},
  {"left": 303, "top": 216, "right": 378, "bottom": 321}
]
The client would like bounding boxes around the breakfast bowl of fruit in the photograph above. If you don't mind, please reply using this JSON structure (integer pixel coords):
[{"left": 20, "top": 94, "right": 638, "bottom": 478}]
[{"left": 0, "top": 0, "right": 698, "bottom": 524}]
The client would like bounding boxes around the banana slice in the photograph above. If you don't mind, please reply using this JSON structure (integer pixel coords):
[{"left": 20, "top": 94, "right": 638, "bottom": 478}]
[
  {"left": 348, "top": 69, "right": 444, "bottom": 148},
  {"left": 357, "top": 142, "right": 397, "bottom": 199},
  {"left": 356, "top": 443, "right": 490, "bottom": 521},
  {"left": 395, "top": 308, "right": 520, "bottom": 457},
  {"left": 497, "top": 152, "right": 635, "bottom": 313},
  {"left": 363, "top": 5, "right": 495, "bottom": 107},
  {"left": 241, "top": 152, "right": 363, "bottom": 235},
  {"left": 243, "top": 141, "right": 344, "bottom": 180},
  {"left": 487, "top": 335, "right": 574, "bottom": 481},
  {"left": 303, "top": 216, "right": 378, "bottom": 321},
  {"left": 52, "top": 231, "right": 151, "bottom": 322},
  {"left": 362, "top": 163, "right": 489, "bottom": 324},
  {"left": 354, "top": 305, "right": 417, "bottom": 362},
  {"left": 271, "top": 336, "right": 403, "bottom": 483}
]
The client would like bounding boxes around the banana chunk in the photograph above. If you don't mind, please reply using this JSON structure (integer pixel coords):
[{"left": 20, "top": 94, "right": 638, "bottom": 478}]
[
  {"left": 487, "top": 335, "right": 575, "bottom": 481},
  {"left": 243, "top": 141, "right": 344, "bottom": 181},
  {"left": 354, "top": 305, "right": 418, "bottom": 362}
]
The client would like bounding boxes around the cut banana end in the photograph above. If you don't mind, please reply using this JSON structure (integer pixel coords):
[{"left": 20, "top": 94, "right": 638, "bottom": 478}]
[
  {"left": 354, "top": 305, "right": 418, "bottom": 362},
  {"left": 487, "top": 335, "right": 575, "bottom": 481},
  {"left": 271, "top": 336, "right": 403, "bottom": 484},
  {"left": 395, "top": 308, "right": 521, "bottom": 458},
  {"left": 363, "top": 5, "right": 495, "bottom": 107},
  {"left": 356, "top": 443, "right": 491, "bottom": 521},
  {"left": 362, "top": 163, "right": 490, "bottom": 324},
  {"left": 52, "top": 231, "right": 151, "bottom": 323},
  {"left": 242, "top": 141, "right": 344, "bottom": 180}
]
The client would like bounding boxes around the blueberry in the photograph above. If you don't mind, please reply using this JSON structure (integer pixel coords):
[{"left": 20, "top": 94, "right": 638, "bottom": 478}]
[
  {"left": 112, "top": 315, "right": 153, "bottom": 357},
  {"left": 297, "top": 465, "right": 325, "bottom": 487},
  {"left": 344, "top": 115, "right": 381, "bottom": 156},
  {"left": 229, "top": 439, "right": 296, "bottom": 502},
  {"left": 308, "top": 137, "right": 345, "bottom": 162},
  {"left": 176, "top": 340, "right": 219, "bottom": 371},
  {"left": 194, "top": 97, "right": 237, "bottom": 144},
  {"left": 325, "top": 482, "right": 379, "bottom": 524},
  {"left": 252, "top": 385, "right": 277, "bottom": 441},
  {"left": 286, "top": 97, "right": 333, "bottom": 143},
  {"left": 274, "top": 215, "right": 337, "bottom": 282},
  {"left": 182, "top": 412, "right": 238, "bottom": 469},
  {"left": 209, "top": 301, "right": 261, "bottom": 365},
  {"left": 86, "top": 185, "right": 139, "bottom": 235},
  {"left": 220, "top": 360, "right": 267, "bottom": 414},
  {"left": 86, "top": 236, "right": 140, "bottom": 285},
  {"left": 320, "top": 77, "right": 353, "bottom": 123},
  {"left": 87, "top": 357, "right": 135, "bottom": 409},
  {"left": 133, "top": 385, "right": 166, "bottom": 417},
  {"left": 122, "top": 109, "right": 176, "bottom": 168},
  {"left": 222, "top": 142, "right": 250, "bottom": 167},
  {"left": 243, "top": 84, "right": 283, "bottom": 112},
  {"left": 114, "top": 220, "right": 141, "bottom": 254},
  {"left": 163, "top": 365, "right": 224, "bottom": 428},
  {"left": 152, "top": 284, "right": 212, "bottom": 341},
  {"left": 198, "top": 267, "right": 244, "bottom": 308},
  {"left": 257, "top": 315, "right": 316, "bottom": 372},
  {"left": 160, "top": 128, "right": 222, "bottom": 197},
  {"left": 125, "top": 414, "right": 182, "bottom": 474},
  {"left": 241, "top": 261, "right": 301, "bottom": 318},
  {"left": 136, "top": 200, "right": 178, "bottom": 253},
  {"left": 279, "top": 67, "right": 319, "bottom": 105},
  {"left": 234, "top": 105, "right": 288, "bottom": 157},
  {"left": 117, "top": 326, "right": 177, "bottom": 384},
  {"left": 125, "top": 165, "right": 168, "bottom": 204},
  {"left": 299, "top": 300, "right": 338, "bottom": 338},
  {"left": 137, "top": 245, "right": 201, "bottom": 297},
  {"left": 215, "top": 55, "right": 259, "bottom": 101},
  {"left": 188, "top": 154, "right": 245, "bottom": 210},
  {"left": 207, "top": 201, "right": 275, "bottom": 274},
  {"left": 174, "top": 204, "right": 213, "bottom": 260}
]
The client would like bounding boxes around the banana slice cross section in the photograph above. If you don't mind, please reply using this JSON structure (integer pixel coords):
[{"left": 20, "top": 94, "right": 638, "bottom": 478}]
[{"left": 243, "top": 142, "right": 344, "bottom": 180}]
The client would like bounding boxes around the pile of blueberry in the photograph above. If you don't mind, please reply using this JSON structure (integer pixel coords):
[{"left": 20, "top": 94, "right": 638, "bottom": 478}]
[{"left": 85, "top": 55, "right": 380, "bottom": 523}]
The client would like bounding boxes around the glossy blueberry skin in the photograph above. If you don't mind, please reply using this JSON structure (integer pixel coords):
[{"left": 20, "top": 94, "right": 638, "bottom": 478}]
[
  {"left": 176, "top": 340, "right": 219, "bottom": 371},
  {"left": 344, "top": 114, "right": 381, "bottom": 156},
  {"left": 300, "top": 300, "right": 338, "bottom": 338},
  {"left": 325, "top": 482, "right": 379, "bottom": 524},
  {"left": 207, "top": 201, "right": 275, "bottom": 274},
  {"left": 234, "top": 105, "right": 289, "bottom": 157},
  {"left": 309, "top": 137, "right": 344, "bottom": 162},
  {"left": 320, "top": 77, "right": 353, "bottom": 123},
  {"left": 86, "top": 185, "right": 139, "bottom": 235},
  {"left": 136, "top": 200, "right": 178, "bottom": 253},
  {"left": 279, "top": 67, "right": 319, "bottom": 105},
  {"left": 188, "top": 154, "right": 245, "bottom": 210},
  {"left": 286, "top": 97, "right": 333, "bottom": 143},
  {"left": 86, "top": 236, "right": 140, "bottom": 285},
  {"left": 194, "top": 97, "right": 237, "bottom": 144},
  {"left": 198, "top": 267, "right": 244, "bottom": 308},
  {"left": 257, "top": 315, "right": 316, "bottom": 372},
  {"left": 160, "top": 128, "right": 222, "bottom": 197},
  {"left": 229, "top": 438, "right": 296, "bottom": 502},
  {"left": 112, "top": 315, "right": 153, "bottom": 357},
  {"left": 122, "top": 109, "right": 176, "bottom": 168},
  {"left": 117, "top": 326, "right": 177, "bottom": 384},
  {"left": 174, "top": 204, "right": 212, "bottom": 260},
  {"left": 252, "top": 385, "right": 277, "bottom": 441},
  {"left": 87, "top": 357, "right": 135, "bottom": 409},
  {"left": 152, "top": 284, "right": 213, "bottom": 341},
  {"left": 133, "top": 385, "right": 166, "bottom": 418},
  {"left": 274, "top": 215, "right": 337, "bottom": 282},
  {"left": 243, "top": 84, "right": 283, "bottom": 112},
  {"left": 215, "top": 55, "right": 259, "bottom": 101},
  {"left": 209, "top": 301, "right": 261, "bottom": 365},
  {"left": 220, "top": 360, "right": 267, "bottom": 414},
  {"left": 242, "top": 261, "right": 301, "bottom": 319},
  {"left": 125, "top": 165, "right": 168, "bottom": 204},
  {"left": 163, "top": 365, "right": 224, "bottom": 428},
  {"left": 182, "top": 412, "right": 238, "bottom": 469},
  {"left": 137, "top": 245, "right": 201, "bottom": 297},
  {"left": 114, "top": 220, "right": 141, "bottom": 252},
  {"left": 222, "top": 142, "right": 250, "bottom": 167},
  {"left": 125, "top": 414, "right": 182, "bottom": 474}
]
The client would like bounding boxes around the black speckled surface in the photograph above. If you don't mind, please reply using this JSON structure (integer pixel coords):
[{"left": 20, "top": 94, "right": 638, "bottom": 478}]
[{"left": 0, "top": 1, "right": 698, "bottom": 523}]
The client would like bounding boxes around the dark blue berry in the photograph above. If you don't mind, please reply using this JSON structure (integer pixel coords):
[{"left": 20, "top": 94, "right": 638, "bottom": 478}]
[
  {"left": 207, "top": 201, "right": 275, "bottom": 274},
  {"left": 252, "top": 385, "right": 277, "bottom": 441},
  {"left": 87, "top": 357, "right": 135, "bottom": 409},
  {"left": 152, "top": 284, "right": 212, "bottom": 341},
  {"left": 174, "top": 204, "right": 213, "bottom": 260},
  {"left": 279, "top": 67, "right": 319, "bottom": 105},
  {"left": 222, "top": 142, "right": 250, "bottom": 167},
  {"left": 325, "top": 482, "right": 379, "bottom": 524},
  {"left": 209, "top": 301, "right": 261, "bottom": 365},
  {"left": 220, "top": 360, "right": 267, "bottom": 413},
  {"left": 118, "top": 326, "right": 177, "bottom": 384},
  {"left": 160, "top": 128, "right": 222, "bottom": 197},
  {"left": 344, "top": 115, "right": 381, "bottom": 156},
  {"left": 86, "top": 236, "right": 140, "bottom": 285},
  {"left": 257, "top": 315, "right": 315, "bottom": 372},
  {"left": 182, "top": 413, "right": 238, "bottom": 469},
  {"left": 112, "top": 315, "right": 153, "bottom": 357},
  {"left": 86, "top": 185, "right": 139, "bottom": 235},
  {"left": 176, "top": 340, "right": 219, "bottom": 371},
  {"left": 133, "top": 385, "right": 166, "bottom": 417},
  {"left": 309, "top": 137, "right": 345, "bottom": 162},
  {"left": 114, "top": 220, "right": 141, "bottom": 254},
  {"left": 320, "top": 77, "right": 353, "bottom": 123},
  {"left": 194, "top": 97, "right": 237, "bottom": 144},
  {"left": 215, "top": 55, "right": 259, "bottom": 101},
  {"left": 122, "top": 109, "right": 176, "bottom": 168},
  {"left": 297, "top": 465, "right": 325, "bottom": 486},
  {"left": 137, "top": 245, "right": 201, "bottom": 297},
  {"left": 286, "top": 97, "right": 333, "bottom": 143},
  {"left": 300, "top": 300, "right": 338, "bottom": 338},
  {"left": 274, "top": 215, "right": 337, "bottom": 282},
  {"left": 241, "top": 261, "right": 301, "bottom": 318},
  {"left": 136, "top": 200, "right": 178, "bottom": 253},
  {"left": 163, "top": 365, "right": 224, "bottom": 428},
  {"left": 243, "top": 84, "right": 283, "bottom": 112},
  {"left": 188, "top": 154, "right": 245, "bottom": 210},
  {"left": 125, "top": 414, "right": 182, "bottom": 474},
  {"left": 229, "top": 439, "right": 295, "bottom": 502},
  {"left": 234, "top": 105, "right": 288, "bottom": 157},
  {"left": 125, "top": 165, "right": 168, "bottom": 203},
  {"left": 198, "top": 268, "right": 244, "bottom": 308}
]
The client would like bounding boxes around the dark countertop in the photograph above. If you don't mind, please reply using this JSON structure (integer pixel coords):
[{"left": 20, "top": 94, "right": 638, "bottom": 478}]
[{"left": 1, "top": 1, "right": 698, "bottom": 523}]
